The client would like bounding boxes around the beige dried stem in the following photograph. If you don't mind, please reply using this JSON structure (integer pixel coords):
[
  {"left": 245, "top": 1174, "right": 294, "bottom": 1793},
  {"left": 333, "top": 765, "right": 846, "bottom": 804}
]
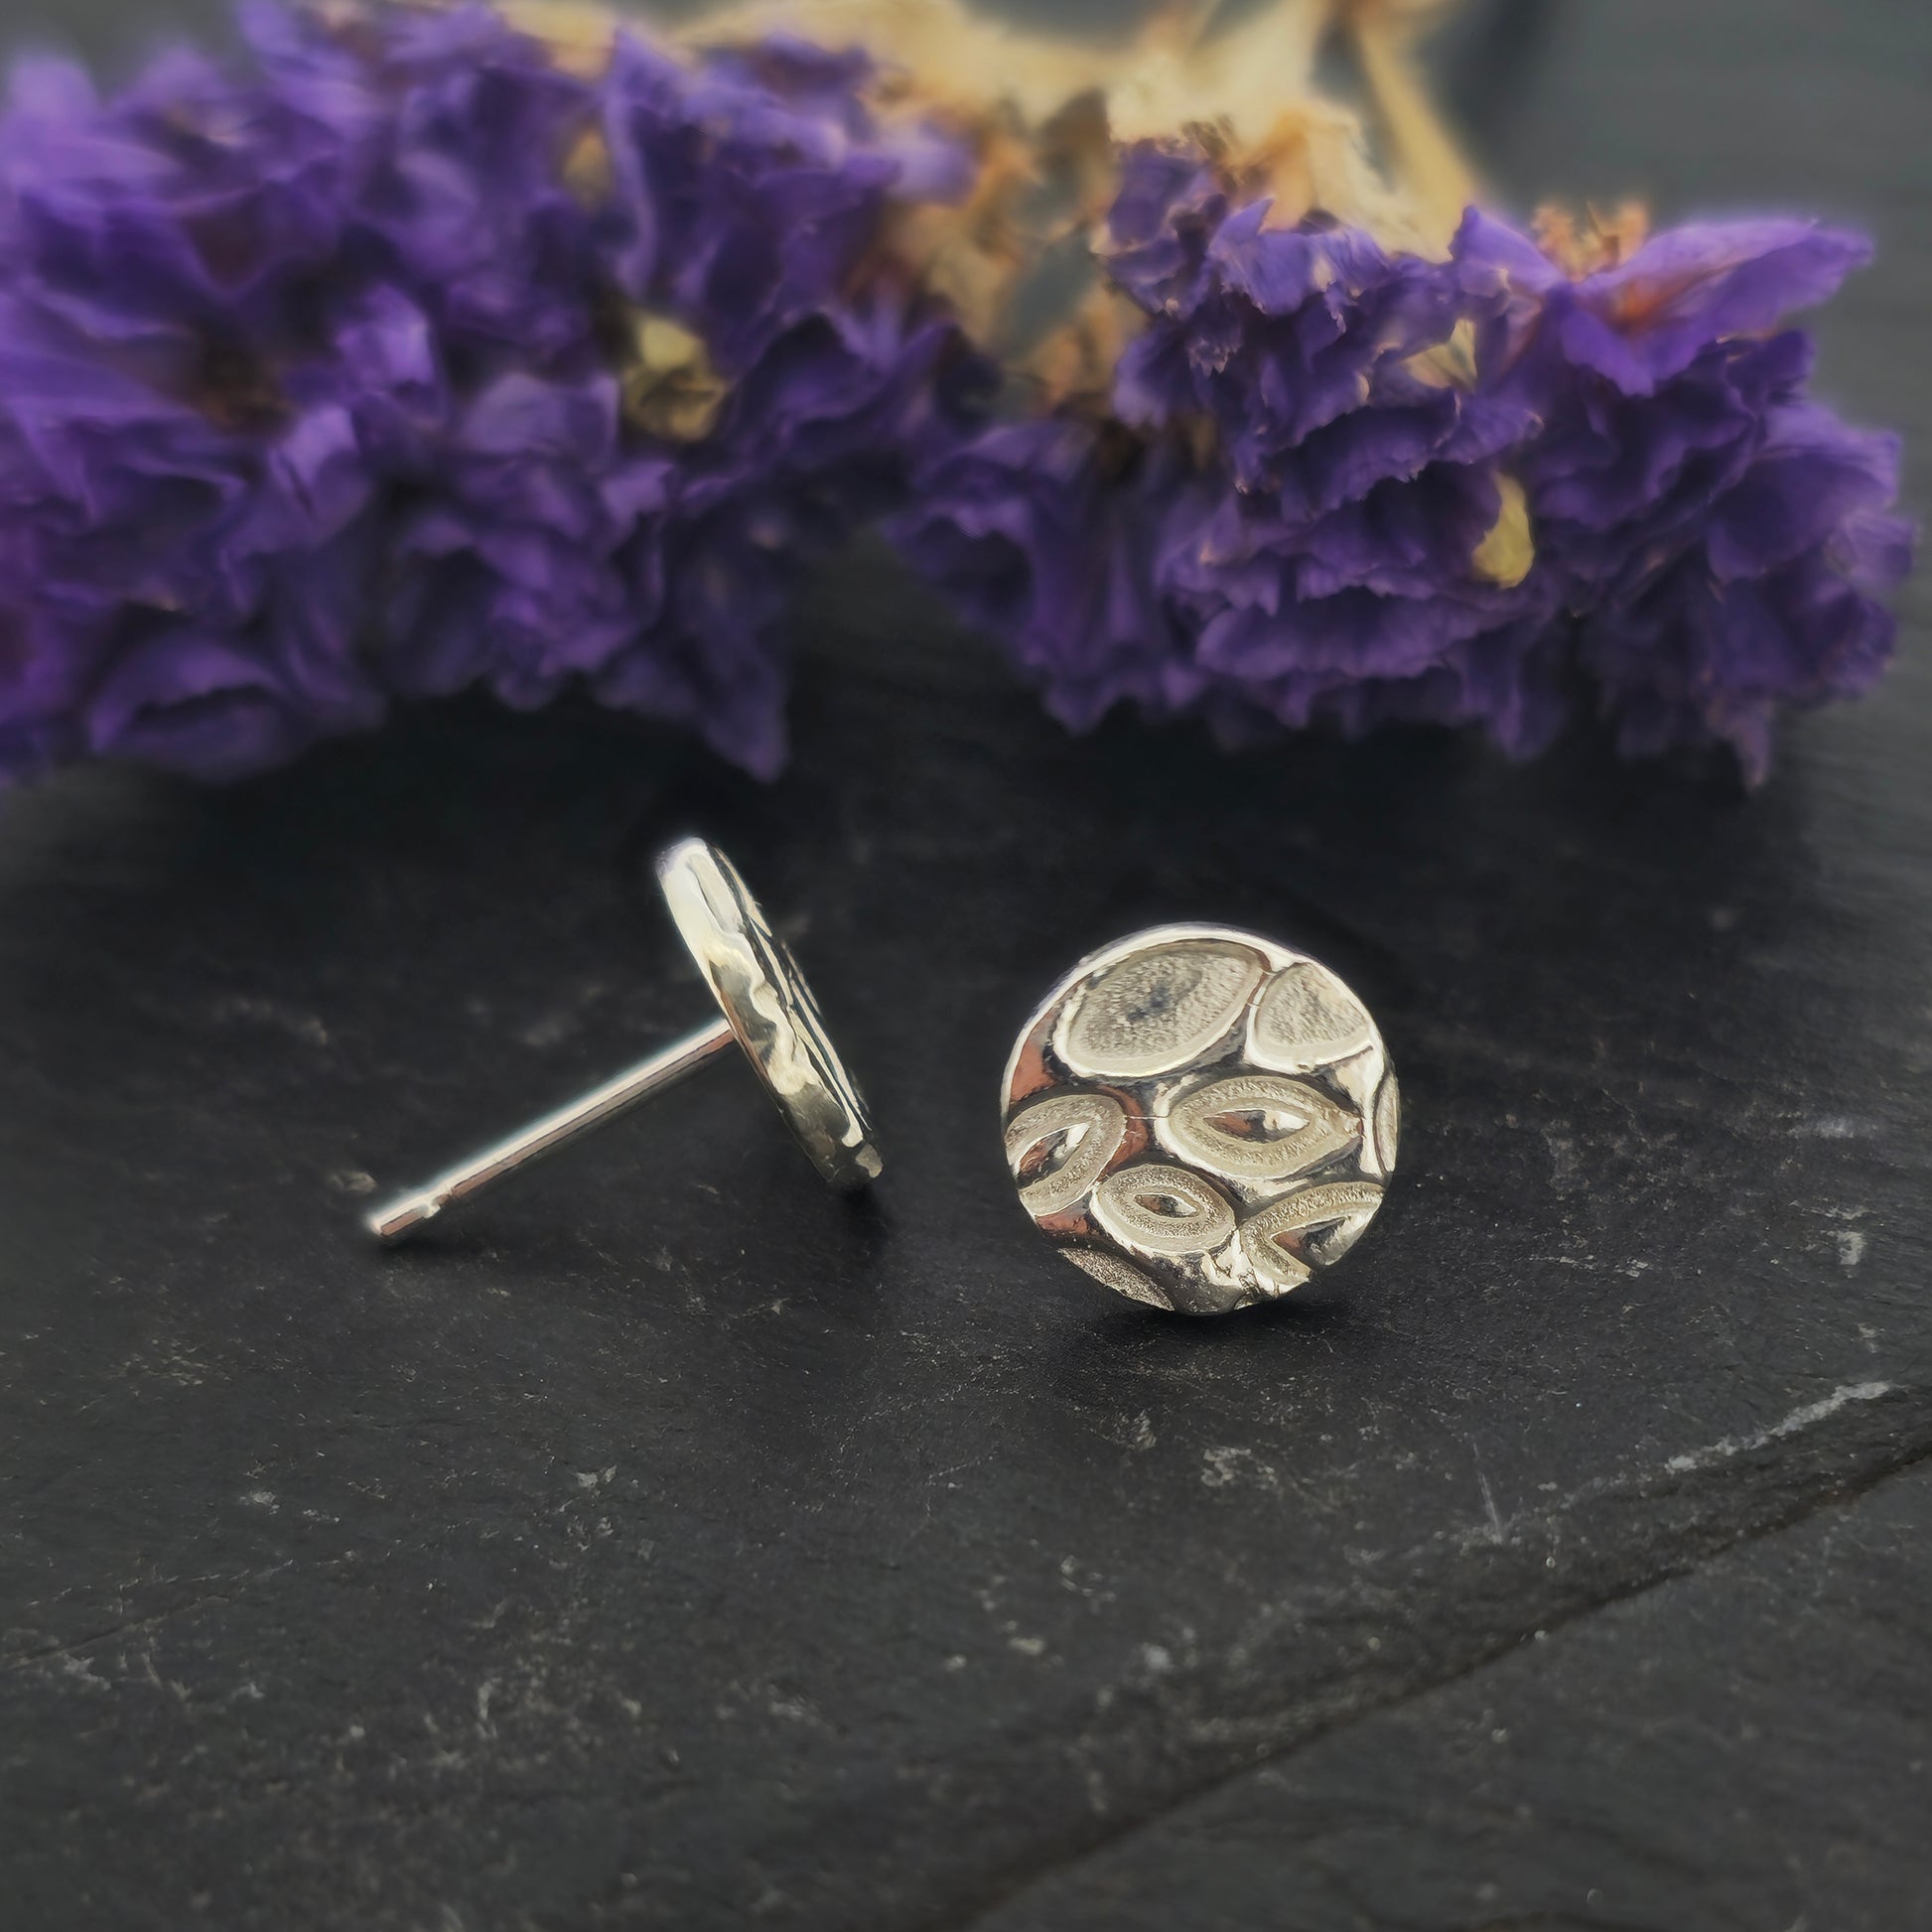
[
  {"left": 1336, "top": 0, "right": 1481, "bottom": 248},
  {"left": 671, "top": 0, "right": 1330, "bottom": 136}
]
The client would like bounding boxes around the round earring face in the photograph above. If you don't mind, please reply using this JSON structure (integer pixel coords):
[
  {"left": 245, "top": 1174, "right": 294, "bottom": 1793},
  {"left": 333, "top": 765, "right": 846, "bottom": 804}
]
[{"left": 1001, "top": 925, "right": 1399, "bottom": 1316}]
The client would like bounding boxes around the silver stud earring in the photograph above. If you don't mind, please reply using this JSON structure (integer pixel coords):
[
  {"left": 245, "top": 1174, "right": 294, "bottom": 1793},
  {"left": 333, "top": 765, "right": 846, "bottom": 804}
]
[
  {"left": 367, "top": 839, "right": 882, "bottom": 1243},
  {"left": 1001, "top": 925, "right": 1399, "bottom": 1316}
]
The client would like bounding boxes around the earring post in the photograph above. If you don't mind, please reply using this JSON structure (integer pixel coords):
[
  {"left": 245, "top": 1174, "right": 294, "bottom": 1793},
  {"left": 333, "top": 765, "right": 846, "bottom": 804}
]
[{"left": 367, "top": 1016, "right": 737, "bottom": 1245}]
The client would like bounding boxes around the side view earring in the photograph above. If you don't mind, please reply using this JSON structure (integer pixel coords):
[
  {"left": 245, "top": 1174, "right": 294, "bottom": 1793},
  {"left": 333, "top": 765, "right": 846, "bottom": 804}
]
[
  {"left": 366, "top": 838, "right": 882, "bottom": 1244},
  {"left": 1001, "top": 925, "right": 1399, "bottom": 1316}
]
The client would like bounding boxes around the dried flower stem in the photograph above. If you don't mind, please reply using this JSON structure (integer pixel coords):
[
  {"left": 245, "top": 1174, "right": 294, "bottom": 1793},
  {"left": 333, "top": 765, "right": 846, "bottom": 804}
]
[{"left": 1341, "top": 0, "right": 1481, "bottom": 248}]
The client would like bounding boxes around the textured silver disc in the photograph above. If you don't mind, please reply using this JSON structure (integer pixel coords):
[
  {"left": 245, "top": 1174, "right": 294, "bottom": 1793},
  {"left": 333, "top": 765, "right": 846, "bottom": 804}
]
[
  {"left": 657, "top": 839, "right": 883, "bottom": 1193},
  {"left": 1002, "top": 924, "right": 1398, "bottom": 1315}
]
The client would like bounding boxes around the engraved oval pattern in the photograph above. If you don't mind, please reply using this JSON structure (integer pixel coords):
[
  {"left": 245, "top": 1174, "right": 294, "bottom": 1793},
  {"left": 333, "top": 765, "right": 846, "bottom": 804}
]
[
  {"left": 1059, "top": 942, "right": 1265, "bottom": 1080},
  {"left": 1249, "top": 961, "right": 1375, "bottom": 1074},
  {"left": 1005, "top": 1091, "right": 1128, "bottom": 1219},
  {"left": 1163, "top": 1072, "right": 1360, "bottom": 1184},
  {"left": 1091, "top": 1164, "right": 1237, "bottom": 1257},
  {"left": 1236, "top": 1205, "right": 1315, "bottom": 1297},
  {"left": 1241, "top": 1180, "right": 1385, "bottom": 1288}
]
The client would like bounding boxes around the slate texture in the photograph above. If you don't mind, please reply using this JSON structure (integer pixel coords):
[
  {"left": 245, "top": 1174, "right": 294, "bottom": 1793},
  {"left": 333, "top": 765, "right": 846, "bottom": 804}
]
[{"left": 2, "top": 3, "right": 1929, "bottom": 1930}]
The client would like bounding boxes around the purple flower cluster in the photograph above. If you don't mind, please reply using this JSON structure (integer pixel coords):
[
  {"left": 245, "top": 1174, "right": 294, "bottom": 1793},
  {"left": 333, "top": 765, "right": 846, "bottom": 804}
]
[
  {"left": 0, "top": 2, "right": 974, "bottom": 783},
  {"left": 1457, "top": 212, "right": 1911, "bottom": 778},
  {"left": 0, "top": 7, "right": 1911, "bottom": 793},
  {"left": 897, "top": 141, "right": 1911, "bottom": 780}
]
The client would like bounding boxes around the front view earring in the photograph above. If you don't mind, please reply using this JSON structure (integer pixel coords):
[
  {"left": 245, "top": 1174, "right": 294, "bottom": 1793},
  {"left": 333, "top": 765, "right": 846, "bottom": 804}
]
[
  {"left": 366, "top": 839, "right": 882, "bottom": 1243},
  {"left": 1002, "top": 926, "right": 1399, "bottom": 1316}
]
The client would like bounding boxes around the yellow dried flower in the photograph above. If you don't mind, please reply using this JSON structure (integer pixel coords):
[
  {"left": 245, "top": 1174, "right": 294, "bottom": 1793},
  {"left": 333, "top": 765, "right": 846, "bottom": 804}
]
[
  {"left": 1470, "top": 473, "right": 1535, "bottom": 589},
  {"left": 623, "top": 315, "right": 733, "bottom": 442}
]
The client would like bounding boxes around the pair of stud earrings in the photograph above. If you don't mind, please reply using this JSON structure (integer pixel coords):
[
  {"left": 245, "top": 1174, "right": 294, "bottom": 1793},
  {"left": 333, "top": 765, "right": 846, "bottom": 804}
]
[{"left": 368, "top": 840, "right": 1400, "bottom": 1317}]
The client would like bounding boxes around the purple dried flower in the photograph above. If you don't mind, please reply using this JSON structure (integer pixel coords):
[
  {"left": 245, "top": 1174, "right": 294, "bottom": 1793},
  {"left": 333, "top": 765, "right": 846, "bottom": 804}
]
[
  {"left": 1108, "top": 149, "right": 1485, "bottom": 498},
  {"left": 1458, "top": 210, "right": 1913, "bottom": 777},
  {"left": 0, "top": 4, "right": 1911, "bottom": 793},
  {"left": 896, "top": 408, "right": 1574, "bottom": 760},
  {"left": 0, "top": 7, "right": 531, "bottom": 782},
  {"left": 359, "top": 12, "right": 982, "bottom": 778},
  {"left": 899, "top": 140, "right": 1561, "bottom": 759},
  {"left": 0, "top": 2, "right": 979, "bottom": 785},
  {"left": 892, "top": 418, "right": 1206, "bottom": 732},
  {"left": 899, "top": 141, "right": 1910, "bottom": 780},
  {"left": 379, "top": 24, "right": 979, "bottom": 777},
  {"left": 240, "top": 0, "right": 607, "bottom": 371},
  {"left": 600, "top": 32, "right": 972, "bottom": 366},
  {"left": 0, "top": 269, "right": 436, "bottom": 779},
  {"left": 0, "top": 44, "right": 344, "bottom": 364}
]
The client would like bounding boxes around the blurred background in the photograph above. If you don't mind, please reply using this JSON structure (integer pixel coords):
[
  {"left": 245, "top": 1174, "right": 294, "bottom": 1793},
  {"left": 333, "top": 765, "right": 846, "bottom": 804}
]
[{"left": 2, "top": 0, "right": 1915, "bottom": 460}]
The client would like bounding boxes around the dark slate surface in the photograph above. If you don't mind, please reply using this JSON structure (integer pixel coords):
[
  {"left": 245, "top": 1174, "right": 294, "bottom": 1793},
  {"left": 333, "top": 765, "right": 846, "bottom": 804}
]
[
  {"left": 3, "top": 3, "right": 1930, "bottom": 1929},
  {"left": 974, "top": 1461, "right": 1932, "bottom": 1932}
]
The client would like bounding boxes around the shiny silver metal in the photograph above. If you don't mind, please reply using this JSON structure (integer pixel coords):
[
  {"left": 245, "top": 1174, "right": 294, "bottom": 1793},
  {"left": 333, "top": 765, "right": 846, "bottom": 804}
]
[
  {"left": 1001, "top": 925, "right": 1399, "bottom": 1316},
  {"left": 367, "top": 838, "right": 881, "bottom": 1244}
]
